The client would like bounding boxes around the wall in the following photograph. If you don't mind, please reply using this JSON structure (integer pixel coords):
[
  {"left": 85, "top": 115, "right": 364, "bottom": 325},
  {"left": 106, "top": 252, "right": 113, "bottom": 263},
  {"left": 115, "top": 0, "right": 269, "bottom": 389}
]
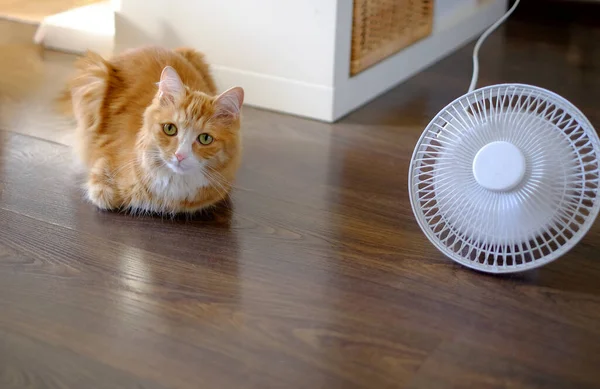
[
  {"left": 434, "top": 0, "right": 477, "bottom": 26},
  {"left": 115, "top": 0, "right": 338, "bottom": 86},
  {"left": 115, "top": 0, "right": 507, "bottom": 121}
]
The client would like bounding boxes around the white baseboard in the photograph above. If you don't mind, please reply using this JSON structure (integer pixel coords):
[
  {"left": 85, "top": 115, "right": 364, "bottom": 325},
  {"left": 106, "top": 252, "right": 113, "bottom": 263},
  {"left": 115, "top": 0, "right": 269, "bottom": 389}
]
[
  {"left": 34, "top": 1, "right": 115, "bottom": 57},
  {"left": 212, "top": 65, "right": 334, "bottom": 122}
]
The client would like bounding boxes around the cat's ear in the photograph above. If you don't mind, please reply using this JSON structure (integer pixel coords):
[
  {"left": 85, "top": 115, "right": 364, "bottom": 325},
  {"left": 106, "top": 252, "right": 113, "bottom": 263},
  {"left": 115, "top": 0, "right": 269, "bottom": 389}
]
[
  {"left": 157, "top": 66, "right": 184, "bottom": 104},
  {"left": 212, "top": 87, "right": 244, "bottom": 123}
]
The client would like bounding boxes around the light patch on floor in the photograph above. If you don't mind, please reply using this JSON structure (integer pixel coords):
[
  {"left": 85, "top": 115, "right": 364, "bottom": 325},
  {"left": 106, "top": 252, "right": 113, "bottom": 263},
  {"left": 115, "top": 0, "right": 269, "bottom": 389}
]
[
  {"left": 0, "top": 19, "right": 76, "bottom": 146},
  {"left": 0, "top": 0, "right": 100, "bottom": 23}
]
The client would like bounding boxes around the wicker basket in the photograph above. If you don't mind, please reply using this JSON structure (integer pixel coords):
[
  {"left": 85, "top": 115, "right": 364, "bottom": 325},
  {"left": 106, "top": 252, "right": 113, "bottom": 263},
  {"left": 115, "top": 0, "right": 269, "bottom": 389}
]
[{"left": 351, "top": 0, "right": 434, "bottom": 76}]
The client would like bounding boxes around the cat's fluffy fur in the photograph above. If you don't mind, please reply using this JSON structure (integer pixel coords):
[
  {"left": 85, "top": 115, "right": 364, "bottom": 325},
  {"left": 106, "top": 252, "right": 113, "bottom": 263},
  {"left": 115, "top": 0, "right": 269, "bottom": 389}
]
[{"left": 61, "top": 46, "right": 244, "bottom": 215}]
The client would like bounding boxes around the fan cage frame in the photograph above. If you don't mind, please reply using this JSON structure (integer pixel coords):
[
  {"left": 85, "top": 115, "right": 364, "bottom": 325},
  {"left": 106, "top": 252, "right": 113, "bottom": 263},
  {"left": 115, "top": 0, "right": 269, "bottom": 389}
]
[{"left": 409, "top": 83, "right": 600, "bottom": 273}]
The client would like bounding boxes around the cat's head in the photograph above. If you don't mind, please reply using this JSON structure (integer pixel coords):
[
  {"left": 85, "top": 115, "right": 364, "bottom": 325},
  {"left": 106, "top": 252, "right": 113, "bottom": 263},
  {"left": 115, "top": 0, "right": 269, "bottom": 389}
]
[{"left": 142, "top": 66, "right": 244, "bottom": 175}]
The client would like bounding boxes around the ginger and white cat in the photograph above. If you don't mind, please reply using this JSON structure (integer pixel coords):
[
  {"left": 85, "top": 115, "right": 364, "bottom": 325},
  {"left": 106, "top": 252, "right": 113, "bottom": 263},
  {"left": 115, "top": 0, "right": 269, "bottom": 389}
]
[{"left": 62, "top": 46, "right": 244, "bottom": 214}]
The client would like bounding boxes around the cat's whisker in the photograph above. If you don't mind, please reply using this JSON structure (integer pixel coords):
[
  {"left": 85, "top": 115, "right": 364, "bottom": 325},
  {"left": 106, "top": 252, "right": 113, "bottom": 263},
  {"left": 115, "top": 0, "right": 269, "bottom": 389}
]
[
  {"left": 205, "top": 164, "right": 253, "bottom": 193},
  {"left": 202, "top": 170, "right": 234, "bottom": 212},
  {"left": 204, "top": 165, "right": 233, "bottom": 186},
  {"left": 204, "top": 173, "right": 229, "bottom": 203},
  {"left": 204, "top": 169, "right": 231, "bottom": 190},
  {"left": 203, "top": 168, "right": 231, "bottom": 194}
]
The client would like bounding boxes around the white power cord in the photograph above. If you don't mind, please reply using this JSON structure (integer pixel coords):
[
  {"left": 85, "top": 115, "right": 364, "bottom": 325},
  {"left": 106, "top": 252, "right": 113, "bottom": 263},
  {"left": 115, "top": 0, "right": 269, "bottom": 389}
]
[{"left": 468, "top": 0, "right": 522, "bottom": 93}]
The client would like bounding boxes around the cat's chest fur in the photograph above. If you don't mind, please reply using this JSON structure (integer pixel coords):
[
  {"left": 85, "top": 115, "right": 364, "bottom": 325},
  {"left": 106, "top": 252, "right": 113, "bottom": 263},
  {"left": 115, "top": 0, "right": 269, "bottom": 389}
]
[{"left": 149, "top": 169, "right": 210, "bottom": 201}]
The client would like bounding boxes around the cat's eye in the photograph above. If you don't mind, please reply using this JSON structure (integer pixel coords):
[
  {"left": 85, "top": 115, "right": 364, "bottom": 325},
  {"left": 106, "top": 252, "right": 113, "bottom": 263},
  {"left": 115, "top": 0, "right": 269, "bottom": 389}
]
[
  {"left": 163, "top": 123, "right": 177, "bottom": 136},
  {"left": 198, "top": 133, "right": 213, "bottom": 145}
]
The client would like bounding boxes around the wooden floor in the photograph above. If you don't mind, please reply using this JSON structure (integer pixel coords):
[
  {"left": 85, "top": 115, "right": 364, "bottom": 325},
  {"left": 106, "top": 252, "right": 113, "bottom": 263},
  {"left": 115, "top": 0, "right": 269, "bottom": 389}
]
[
  {"left": 0, "top": 0, "right": 100, "bottom": 23},
  {"left": 2, "top": 7, "right": 600, "bottom": 389}
]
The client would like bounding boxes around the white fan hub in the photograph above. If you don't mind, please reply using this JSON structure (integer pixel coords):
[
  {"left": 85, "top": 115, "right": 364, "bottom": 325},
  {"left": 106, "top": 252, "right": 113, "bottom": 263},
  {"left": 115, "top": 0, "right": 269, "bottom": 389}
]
[{"left": 472, "top": 141, "right": 526, "bottom": 192}]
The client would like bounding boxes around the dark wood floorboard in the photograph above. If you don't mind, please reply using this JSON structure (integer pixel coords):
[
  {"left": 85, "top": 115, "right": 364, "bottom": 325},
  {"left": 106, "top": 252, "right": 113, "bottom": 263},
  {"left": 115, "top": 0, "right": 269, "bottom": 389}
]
[{"left": 2, "top": 8, "right": 600, "bottom": 389}]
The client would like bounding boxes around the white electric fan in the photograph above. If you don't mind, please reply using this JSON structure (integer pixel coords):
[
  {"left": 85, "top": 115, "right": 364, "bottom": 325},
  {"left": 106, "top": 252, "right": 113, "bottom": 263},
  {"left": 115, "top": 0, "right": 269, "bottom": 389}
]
[{"left": 409, "top": 0, "right": 600, "bottom": 273}]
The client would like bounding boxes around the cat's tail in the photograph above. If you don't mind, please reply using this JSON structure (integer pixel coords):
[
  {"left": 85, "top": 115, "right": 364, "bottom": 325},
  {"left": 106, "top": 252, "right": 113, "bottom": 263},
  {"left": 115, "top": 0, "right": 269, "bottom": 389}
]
[
  {"left": 58, "top": 51, "right": 112, "bottom": 167},
  {"left": 56, "top": 50, "right": 111, "bottom": 123}
]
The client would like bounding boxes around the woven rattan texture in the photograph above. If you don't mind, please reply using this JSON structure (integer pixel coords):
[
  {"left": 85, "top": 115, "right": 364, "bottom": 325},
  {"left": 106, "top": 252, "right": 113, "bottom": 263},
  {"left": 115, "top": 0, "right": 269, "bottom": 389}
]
[{"left": 351, "top": 0, "right": 434, "bottom": 75}]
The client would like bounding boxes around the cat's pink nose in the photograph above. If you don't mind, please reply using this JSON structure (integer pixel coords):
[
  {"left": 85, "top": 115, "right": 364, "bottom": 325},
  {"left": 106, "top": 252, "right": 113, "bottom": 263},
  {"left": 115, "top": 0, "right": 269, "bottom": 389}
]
[{"left": 175, "top": 153, "right": 187, "bottom": 162}]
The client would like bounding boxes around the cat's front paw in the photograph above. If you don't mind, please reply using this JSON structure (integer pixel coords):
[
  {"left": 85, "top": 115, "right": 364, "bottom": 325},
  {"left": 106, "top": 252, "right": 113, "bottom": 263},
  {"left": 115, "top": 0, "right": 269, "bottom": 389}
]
[{"left": 86, "top": 182, "right": 116, "bottom": 210}]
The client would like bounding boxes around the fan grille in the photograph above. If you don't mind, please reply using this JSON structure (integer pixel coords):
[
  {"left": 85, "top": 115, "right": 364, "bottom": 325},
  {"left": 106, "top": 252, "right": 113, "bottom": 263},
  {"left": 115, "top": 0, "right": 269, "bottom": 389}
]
[{"left": 409, "top": 84, "right": 600, "bottom": 273}]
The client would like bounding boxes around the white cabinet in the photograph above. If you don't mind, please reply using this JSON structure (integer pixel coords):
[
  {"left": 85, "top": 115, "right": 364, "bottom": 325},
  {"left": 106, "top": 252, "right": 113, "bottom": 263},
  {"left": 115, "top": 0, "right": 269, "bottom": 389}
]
[{"left": 40, "top": 0, "right": 509, "bottom": 122}]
